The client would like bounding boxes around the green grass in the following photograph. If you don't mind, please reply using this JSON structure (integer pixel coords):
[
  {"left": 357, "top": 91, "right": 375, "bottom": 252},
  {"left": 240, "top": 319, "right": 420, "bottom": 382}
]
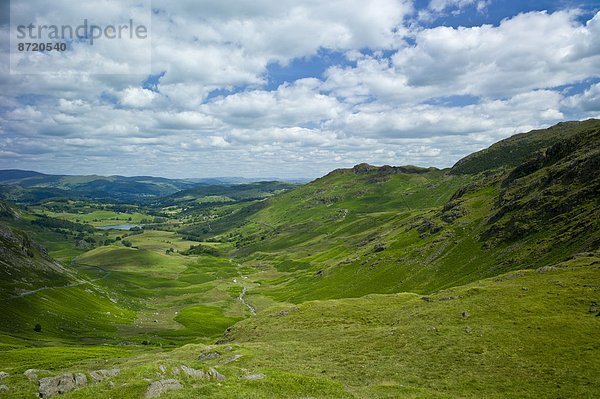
[
  {"left": 1, "top": 256, "right": 597, "bottom": 399},
  {"left": 1, "top": 120, "right": 598, "bottom": 398},
  {"left": 224, "top": 255, "right": 600, "bottom": 398},
  {"left": 173, "top": 305, "right": 242, "bottom": 338}
]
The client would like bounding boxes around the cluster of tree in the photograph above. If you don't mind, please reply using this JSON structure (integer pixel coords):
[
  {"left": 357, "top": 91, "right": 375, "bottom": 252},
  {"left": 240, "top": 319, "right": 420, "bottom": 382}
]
[
  {"left": 182, "top": 243, "right": 221, "bottom": 257},
  {"left": 31, "top": 215, "right": 94, "bottom": 232}
]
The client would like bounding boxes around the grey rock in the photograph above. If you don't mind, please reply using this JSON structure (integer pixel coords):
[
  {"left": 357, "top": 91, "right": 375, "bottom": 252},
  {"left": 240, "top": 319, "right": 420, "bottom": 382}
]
[
  {"left": 180, "top": 365, "right": 207, "bottom": 379},
  {"left": 224, "top": 346, "right": 233, "bottom": 351},
  {"left": 24, "top": 369, "right": 42, "bottom": 380},
  {"left": 90, "top": 368, "right": 120, "bottom": 382},
  {"left": 0, "top": 385, "right": 8, "bottom": 392},
  {"left": 222, "top": 354, "right": 243, "bottom": 364},
  {"left": 0, "top": 372, "right": 8, "bottom": 380},
  {"left": 146, "top": 379, "right": 183, "bottom": 399},
  {"left": 145, "top": 379, "right": 182, "bottom": 399},
  {"left": 38, "top": 373, "right": 87, "bottom": 398},
  {"left": 208, "top": 368, "right": 225, "bottom": 381},
  {"left": 198, "top": 351, "right": 221, "bottom": 361},
  {"left": 461, "top": 310, "right": 470, "bottom": 319}
]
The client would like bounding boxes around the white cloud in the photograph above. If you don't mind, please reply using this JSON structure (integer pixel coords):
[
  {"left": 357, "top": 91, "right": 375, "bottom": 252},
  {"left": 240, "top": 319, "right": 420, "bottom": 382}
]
[
  {"left": 119, "top": 87, "right": 157, "bottom": 108},
  {"left": 1, "top": 4, "right": 599, "bottom": 178},
  {"left": 326, "top": 11, "right": 600, "bottom": 103}
]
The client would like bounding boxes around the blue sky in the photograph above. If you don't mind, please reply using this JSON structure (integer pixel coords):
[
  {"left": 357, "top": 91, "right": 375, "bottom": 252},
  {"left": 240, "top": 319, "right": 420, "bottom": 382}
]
[{"left": 1, "top": 0, "right": 599, "bottom": 178}]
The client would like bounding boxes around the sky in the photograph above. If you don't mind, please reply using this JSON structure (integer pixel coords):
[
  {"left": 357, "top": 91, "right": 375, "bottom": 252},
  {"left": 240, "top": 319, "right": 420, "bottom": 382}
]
[{"left": 0, "top": 0, "right": 599, "bottom": 179}]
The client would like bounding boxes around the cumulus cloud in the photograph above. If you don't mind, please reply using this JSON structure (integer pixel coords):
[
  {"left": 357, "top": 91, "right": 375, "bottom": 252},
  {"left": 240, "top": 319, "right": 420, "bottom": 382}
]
[
  {"left": 119, "top": 87, "right": 157, "bottom": 108},
  {"left": 1, "top": 2, "right": 599, "bottom": 178},
  {"left": 326, "top": 10, "right": 600, "bottom": 101}
]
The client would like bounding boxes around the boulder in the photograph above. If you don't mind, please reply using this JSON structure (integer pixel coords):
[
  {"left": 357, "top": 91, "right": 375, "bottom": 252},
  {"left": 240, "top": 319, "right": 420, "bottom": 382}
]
[
  {"left": 0, "top": 372, "right": 8, "bottom": 380},
  {"left": 38, "top": 373, "right": 87, "bottom": 398},
  {"left": 208, "top": 368, "right": 225, "bottom": 381},
  {"left": 145, "top": 379, "right": 182, "bottom": 398},
  {"left": 89, "top": 368, "right": 120, "bottom": 382},
  {"left": 24, "top": 369, "right": 43, "bottom": 381},
  {"left": 0, "top": 385, "right": 8, "bottom": 392}
]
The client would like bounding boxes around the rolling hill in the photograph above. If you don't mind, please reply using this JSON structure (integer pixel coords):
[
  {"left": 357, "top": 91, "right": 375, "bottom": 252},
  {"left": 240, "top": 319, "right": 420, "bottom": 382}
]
[{"left": 0, "top": 119, "right": 598, "bottom": 398}]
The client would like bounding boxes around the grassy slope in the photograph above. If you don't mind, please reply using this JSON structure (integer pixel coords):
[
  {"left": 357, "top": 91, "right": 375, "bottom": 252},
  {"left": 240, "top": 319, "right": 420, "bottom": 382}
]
[
  {"left": 214, "top": 120, "right": 600, "bottom": 304},
  {"left": 0, "top": 120, "right": 598, "bottom": 398},
  {"left": 1, "top": 255, "right": 597, "bottom": 399},
  {"left": 220, "top": 254, "right": 600, "bottom": 399}
]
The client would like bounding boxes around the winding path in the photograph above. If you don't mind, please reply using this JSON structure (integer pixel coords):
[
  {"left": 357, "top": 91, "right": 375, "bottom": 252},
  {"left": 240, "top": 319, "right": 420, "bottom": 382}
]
[
  {"left": 228, "top": 258, "right": 257, "bottom": 316},
  {"left": 238, "top": 286, "right": 256, "bottom": 315}
]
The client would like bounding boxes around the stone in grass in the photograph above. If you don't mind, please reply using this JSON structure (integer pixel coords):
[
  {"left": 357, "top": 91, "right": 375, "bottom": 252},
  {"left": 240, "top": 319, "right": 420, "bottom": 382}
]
[
  {"left": 24, "top": 369, "right": 45, "bottom": 381},
  {"left": 0, "top": 372, "right": 8, "bottom": 380},
  {"left": 0, "top": 385, "right": 8, "bottom": 392},
  {"left": 198, "top": 351, "right": 221, "bottom": 361},
  {"left": 180, "top": 365, "right": 207, "bottom": 379},
  {"left": 38, "top": 373, "right": 87, "bottom": 398},
  {"left": 208, "top": 368, "right": 225, "bottom": 381},
  {"left": 222, "top": 354, "right": 243, "bottom": 364},
  {"left": 145, "top": 379, "right": 183, "bottom": 399},
  {"left": 177, "top": 365, "right": 225, "bottom": 381},
  {"left": 89, "top": 368, "right": 120, "bottom": 382}
]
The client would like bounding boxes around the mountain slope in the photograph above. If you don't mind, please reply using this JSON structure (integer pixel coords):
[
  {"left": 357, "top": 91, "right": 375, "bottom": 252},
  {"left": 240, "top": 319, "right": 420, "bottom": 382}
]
[
  {"left": 0, "top": 202, "right": 72, "bottom": 300},
  {"left": 450, "top": 119, "right": 600, "bottom": 174},
  {"left": 186, "top": 120, "right": 600, "bottom": 303}
]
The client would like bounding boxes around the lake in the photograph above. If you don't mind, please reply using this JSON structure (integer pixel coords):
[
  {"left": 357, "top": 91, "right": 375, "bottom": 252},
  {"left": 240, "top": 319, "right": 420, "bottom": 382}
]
[{"left": 97, "top": 223, "right": 143, "bottom": 231}]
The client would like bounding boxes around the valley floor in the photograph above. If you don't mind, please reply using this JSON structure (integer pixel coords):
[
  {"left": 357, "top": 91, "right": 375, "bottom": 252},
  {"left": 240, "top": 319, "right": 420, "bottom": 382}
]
[{"left": 0, "top": 218, "right": 598, "bottom": 398}]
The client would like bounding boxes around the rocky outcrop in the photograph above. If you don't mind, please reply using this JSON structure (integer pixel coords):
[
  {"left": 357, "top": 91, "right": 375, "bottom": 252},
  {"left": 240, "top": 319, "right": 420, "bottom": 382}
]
[
  {"left": 38, "top": 373, "right": 87, "bottom": 398},
  {"left": 176, "top": 365, "right": 225, "bottom": 381},
  {"left": 145, "top": 379, "right": 182, "bottom": 398},
  {"left": 222, "top": 354, "right": 243, "bottom": 364},
  {"left": 198, "top": 351, "right": 221, "bottom": 361},
  {"left": 89, "top": 368, "right": 120, "bottom": 382}
]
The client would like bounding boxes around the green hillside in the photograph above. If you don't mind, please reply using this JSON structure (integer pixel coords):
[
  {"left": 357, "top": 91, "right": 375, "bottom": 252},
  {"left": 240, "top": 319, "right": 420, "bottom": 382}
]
[
  {"left": 196, "top": 120, "right": 599, "bottom": 304},
  {"left": 0, "top": 120, "right": 598, "bottom": 398}
]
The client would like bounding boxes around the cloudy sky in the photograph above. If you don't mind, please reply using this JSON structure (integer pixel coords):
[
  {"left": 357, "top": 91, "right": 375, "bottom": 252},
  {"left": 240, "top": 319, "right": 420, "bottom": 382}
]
[{"left": 1, "top": 0, "right": 599, "bottom": 179}]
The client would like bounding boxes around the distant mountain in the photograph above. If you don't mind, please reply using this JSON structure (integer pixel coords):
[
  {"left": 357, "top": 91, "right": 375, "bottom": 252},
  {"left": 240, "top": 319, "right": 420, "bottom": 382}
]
[{"left": 0, "top": 170, "right": 302, "bottom": 204}]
